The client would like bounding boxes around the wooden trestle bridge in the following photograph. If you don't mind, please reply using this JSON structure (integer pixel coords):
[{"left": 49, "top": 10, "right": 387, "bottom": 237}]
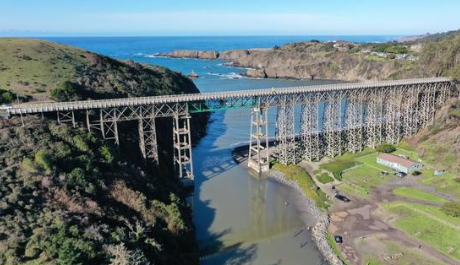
[{"left": 1, "top": 77, "right": 455, "bottom": 182}]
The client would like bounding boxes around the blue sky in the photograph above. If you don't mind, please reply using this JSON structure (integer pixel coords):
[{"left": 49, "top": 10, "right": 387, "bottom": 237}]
[{"left": 0, "top": 0, "right": 459, "bottom": 36}]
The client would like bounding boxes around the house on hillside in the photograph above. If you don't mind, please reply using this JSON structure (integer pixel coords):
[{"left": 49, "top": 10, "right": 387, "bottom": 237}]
[
  {"left": 371, "top": 51, "right": 388, "bottom": 57},
  {"left": 376, "top": 153, "right": 423, "bottom": 174},
  {"left": 396, "top": 54, "right": 408, "bottom": 60}
]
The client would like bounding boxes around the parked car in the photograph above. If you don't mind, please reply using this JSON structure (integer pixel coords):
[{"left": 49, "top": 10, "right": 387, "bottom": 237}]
[
  {"left": 335, "top": 194, "right": 351, "bottom": 203},
  {"left": 334, "top": 235, "right": 343, "bottom": 244}
]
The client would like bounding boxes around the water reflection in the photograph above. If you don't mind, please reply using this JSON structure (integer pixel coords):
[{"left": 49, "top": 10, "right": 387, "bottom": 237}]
[{"left": 193, "top": 79, "right": 329, "bottom": 265}]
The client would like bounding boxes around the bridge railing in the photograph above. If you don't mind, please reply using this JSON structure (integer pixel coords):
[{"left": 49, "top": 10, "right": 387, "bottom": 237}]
[{"left": 2, "top": 77, "right": 453, "bottom": 115}]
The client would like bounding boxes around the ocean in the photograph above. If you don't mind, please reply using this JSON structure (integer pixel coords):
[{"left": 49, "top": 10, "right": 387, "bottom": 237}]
[{"left": 42, "top": 36, "right": 397, "bottom": 86}]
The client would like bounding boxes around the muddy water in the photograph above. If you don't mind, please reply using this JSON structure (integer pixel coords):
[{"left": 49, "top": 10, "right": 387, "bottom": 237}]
[{"left": 192, "top": 79, "right": 334, "bottom": 265}]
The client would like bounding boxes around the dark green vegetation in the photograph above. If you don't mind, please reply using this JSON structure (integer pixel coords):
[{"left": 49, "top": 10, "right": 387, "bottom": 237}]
[
  {"left": 0, "top": 118, "right": 197, "bottom": 265},
  {"left": 320, "top": 160, "right": 360, "bottom": 181},
  {"left": 272, "top": 163, "right": 330, "bottom": 210},
  {"left": 442, "top": 202, "right": 460, "bottom": 218},
  {"left": 376, "top": 143, "right": 396, "bottom": 153},
  {"left": 0, "top": 39, "right": 208, "bottom": 265},
  {"left": 366, "top": 42, "right": 409, "bottom": 54},
  {"left": 317, "top": 173, "right": 334, "bottom": 184},
  {"left": 0, "top": 89, "right": 16, "bottom": 104}
]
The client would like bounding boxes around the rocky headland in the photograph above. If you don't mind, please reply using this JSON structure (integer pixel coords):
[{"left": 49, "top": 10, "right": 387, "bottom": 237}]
[{"left": 160, "top": 30, "right": 460, "bottom": 82}]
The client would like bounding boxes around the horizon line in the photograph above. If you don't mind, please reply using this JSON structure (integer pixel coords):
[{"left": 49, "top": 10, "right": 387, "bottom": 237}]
[{"left": 0, "top": 34, "right": 411, "bottom": 38}]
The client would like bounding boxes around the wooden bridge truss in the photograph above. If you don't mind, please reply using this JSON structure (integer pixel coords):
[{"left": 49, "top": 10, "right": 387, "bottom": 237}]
[{"left": 2, "top": 78, "right": 455, "bottom": 180}]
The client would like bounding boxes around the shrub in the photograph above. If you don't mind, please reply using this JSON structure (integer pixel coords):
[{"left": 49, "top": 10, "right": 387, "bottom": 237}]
[
  {"left": 376, "top": 143, "right": 396, "bottom": 153},
  {"left": 419, "top": 135, "right": 429, "bottom": 142},
  {"left": 317, "top": 173, "right": 334, "bottom": 184},
  {"left": 67, "top": 168, "right": 95, "bottom": 194},
  {"left": 35, "top": 150, "right": 54, "bottom": 173},
  {"left": 41, "top": 223, "right": 97, "bottom": 265},
  {"left": 50, "top": 81, "right": 81, "bottom": 101},
  {"left": 22, "top": 158, "right": 37, "bottom": 173},
  {"left": 441, "top": 202, "right": 460, "bottom": 218},
  {"left": 100, "top": 145, "right": 116, "bottom": 163},
  {"left": 386, "top": 45, "right": 409, "bottom": 54},
  {"left": 73, "top": 135, "right": 90, "bottom": 152},
  {"left": 0, "top": 90, "right": 15, "bottom": 104}
]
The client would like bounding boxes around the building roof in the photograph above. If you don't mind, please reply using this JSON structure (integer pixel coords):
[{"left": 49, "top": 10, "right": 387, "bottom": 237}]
[{"left": 377, "top": 153, "right": 419, "bottom": 168}]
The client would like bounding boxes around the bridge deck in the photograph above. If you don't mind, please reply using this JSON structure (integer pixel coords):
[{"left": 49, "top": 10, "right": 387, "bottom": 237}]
[{"left": 2, "top": 77, "right": 452, "bottom": 115}]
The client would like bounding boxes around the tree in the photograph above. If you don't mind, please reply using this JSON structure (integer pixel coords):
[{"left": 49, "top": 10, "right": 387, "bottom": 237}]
[
  {"left": 376, "top": 144, "right": 396, "bottom": 153},
  {"left": 51, "top": 81, "right": 81, "bottom": 101},
  {"left": 0, "top": 90, "right": 15, "bottom": 104},
  {"left": 35, "top": 150, "right": 54, "bottom": 173}
]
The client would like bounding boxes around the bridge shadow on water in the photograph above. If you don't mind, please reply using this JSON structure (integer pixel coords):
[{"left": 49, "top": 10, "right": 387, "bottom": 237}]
[{"left": 193, "top": 110, "right": 259, "bottom": 264}]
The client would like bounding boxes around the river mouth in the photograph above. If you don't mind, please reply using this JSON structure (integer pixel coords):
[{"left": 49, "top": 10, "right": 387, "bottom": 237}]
[{"left": 192, "top": 96, "right": 326, "bottom": 264}]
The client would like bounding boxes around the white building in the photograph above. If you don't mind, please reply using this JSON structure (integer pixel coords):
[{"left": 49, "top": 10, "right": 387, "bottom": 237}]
[{"left": 376, "top": 153, "right": 423, "bottom": 174}]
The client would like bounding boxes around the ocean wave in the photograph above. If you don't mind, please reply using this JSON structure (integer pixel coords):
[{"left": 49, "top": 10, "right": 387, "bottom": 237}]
[{"left": 207, "top": 72, "right": 245, "bottom": 80}]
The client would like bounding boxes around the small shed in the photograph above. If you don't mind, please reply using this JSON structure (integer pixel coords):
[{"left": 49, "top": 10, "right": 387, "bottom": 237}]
[{"left": 376, "top": 153, "right": 423, "bottom": 174}]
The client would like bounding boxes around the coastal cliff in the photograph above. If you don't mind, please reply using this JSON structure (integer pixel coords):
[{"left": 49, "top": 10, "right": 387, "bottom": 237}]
[
  {"left": 0, "top": 39, "right": 205, "bottom": 265},
  {"left": 161, "top": 30, "right": 460, "bottom": 82}
]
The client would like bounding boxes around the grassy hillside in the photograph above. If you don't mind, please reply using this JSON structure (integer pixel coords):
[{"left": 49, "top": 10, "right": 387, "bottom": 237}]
[
  {"left": 403, "top": 97, "right": 460, "bottom": 175},
  {"left": 0, "top": 38, "right": 199, "bottom": 102},
  {"left": 237, "top": 29, "right": 460, "bottom": 81},
  {"left": 0, "top": 39, "right": 206, "bottom": 265}
]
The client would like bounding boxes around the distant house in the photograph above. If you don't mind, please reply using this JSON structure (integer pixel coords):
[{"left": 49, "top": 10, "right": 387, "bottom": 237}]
[
  {"left": 434, "top": 169, "right": 445, "bottom": 176},
  {"left": 371, "top": 51, "right": 388, "bottom": 57},
  {"left": 376, "top": 153, "right": 423, "bottom": 174},
  {"left": 396, "top": 54, "right": 407, "bottom": 60},
  {"left": 406, "top": 55, "right": 420, "bottom": 61}
]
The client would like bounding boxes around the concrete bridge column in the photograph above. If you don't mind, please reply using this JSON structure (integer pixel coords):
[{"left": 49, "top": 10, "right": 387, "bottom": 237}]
[{"left": 275, "top": 95, "right": 296, "bottom": 165}]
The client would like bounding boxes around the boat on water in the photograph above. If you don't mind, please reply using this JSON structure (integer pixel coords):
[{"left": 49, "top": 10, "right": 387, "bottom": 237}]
[{"left": 188, "top": 70, "right": 199, "bottom": 78}]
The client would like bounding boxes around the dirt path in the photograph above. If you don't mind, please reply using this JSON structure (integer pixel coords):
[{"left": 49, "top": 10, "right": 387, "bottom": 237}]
[{"left": 298, "top": 161, "right": 459, "bottom": 265}]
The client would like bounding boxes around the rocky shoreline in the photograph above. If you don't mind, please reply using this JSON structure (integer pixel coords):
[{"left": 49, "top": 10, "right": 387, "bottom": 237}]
[
  {"left": 156, "top": 32, "right": 460, "bottom": 82},
  {"left": 269, "top": 171, "right": 344, "bottom": 265}
]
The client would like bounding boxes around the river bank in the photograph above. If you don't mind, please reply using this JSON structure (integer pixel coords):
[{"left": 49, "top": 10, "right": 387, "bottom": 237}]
[
  {"left": 232, "top": 146, "right": 344, "bottom": 265},
  {"left": 269, "top": 171, "right": 344, "bottom": 265}
]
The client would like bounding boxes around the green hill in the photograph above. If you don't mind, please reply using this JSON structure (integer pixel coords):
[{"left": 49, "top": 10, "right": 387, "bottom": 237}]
[
  {"left": 0, "top": 39, "right": 205, "bottom": 265},
  {"left": 0, "top": 38, "right": 198, "bottom": 102}
]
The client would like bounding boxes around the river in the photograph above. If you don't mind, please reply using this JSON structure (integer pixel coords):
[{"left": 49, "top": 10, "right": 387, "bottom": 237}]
[{"left": 193, "top": 78, "right": 329, "bottom": 265}]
